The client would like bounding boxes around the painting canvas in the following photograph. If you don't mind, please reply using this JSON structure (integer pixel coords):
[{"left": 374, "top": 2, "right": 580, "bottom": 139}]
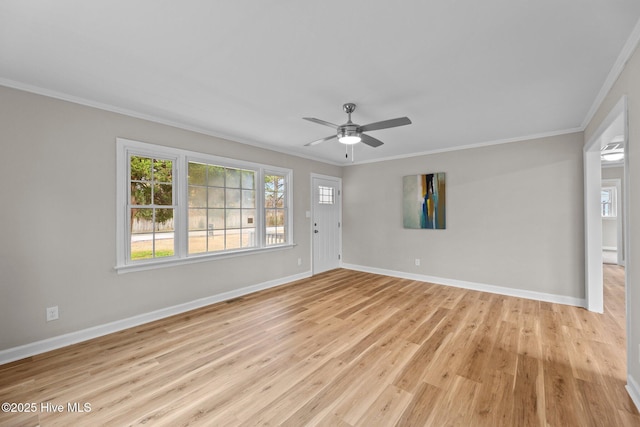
[{"left": 403, "top": 173, "right": 446, "bottom": 229}]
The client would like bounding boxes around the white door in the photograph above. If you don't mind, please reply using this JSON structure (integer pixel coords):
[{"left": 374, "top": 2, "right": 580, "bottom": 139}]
[{"left": 312, "top": 175, "right": 341, "bottom": 274}]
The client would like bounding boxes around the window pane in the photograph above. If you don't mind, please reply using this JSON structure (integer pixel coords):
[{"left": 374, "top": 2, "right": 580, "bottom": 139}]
[
  {"left": 274, "top": 226, "right": 285, "bottom": 242},
  {"left": 242, "top": 189, "right": 255, "bottom": 208},
  {"left": 208, "top": 233, "right": 225, "bottom": 252},
  {"left": 242, "top": 170, "right": 255, "bottom": 189},
  {"left": 601, "top": 188, "right": 616, "bottom": 217},
  {"left": 226, "top": 189, "right": 241, "bottom": 208},
  {"left": 131, "top": 208, "right": 153, "bottom": 259},
  {"left": 265, "top": 174, "right": 284, "bottom": 191},
  {"left": 188, "top": 230, "right": 207, "bottom": 254},
  {"left": 188, "top": 162, "right": 206, "bottom": 186},
  {"left": 189, "top": 186, "right": 207, "bottom": 207},
  {"left": 188, "top": 208, "right": 207, "bottom": 230},
  {"left": 154, "top": 183, "right": 173, "bottom": 205},
  {"left": 226, "top": 168, "right": 241, "bottom": 188},
  {"left": 226, "top": 209, "right": 241, "bottom": 228},
  {"left": 155, "top": 208, "right": 175, "bottom": 258},
  {"left": 131, "top": 182, "right": 151, "bottom": 205},
  {"left": 130, "top": 208, "right": 175, "bottom": 259},
  {"left": 153, "top": 159, "right": 173, "bottom": 183},
  {"left": 208, "top": 165, "right": 225, "bottom": 187},
  {"left": 269, "top": 209, "right": 285, "bottom": 226},
  {"left": 265, "top": 174, "right": 285, "bottom": 211},
  {"left": 265, "top": 209, "right": 276, "bottom": 227},
  {"left": 209, "top": 209, "right": 224, "bottom": 230},
  {"left": 242, "top": 209, "right": 256, "bottom": 227},
  {"left": 319, "top": 185, "right": 334, "bottom": 204},
  {"left": 154, "top": 232, "right": 175, "bottom": 258},
  {"left": 266, "top": 210, "right": 284, "bottom": 245},
  {"left": 265, "top": 192, "right": 276, "bottom": 208},
  {"left": 242, "top": 228, "right": 256, "bottom": 248},
  {"left": 154, "top": 208, "right": 174, "bottom": 228},
  {"left": 131, "top": 156, "right": 152, "bottom": 181},
  {"left": 226, "top": 230, "right": 242, "bottom": 250},
  {"left": 208, "top": 187, "right": 225, "bottom": 208}
]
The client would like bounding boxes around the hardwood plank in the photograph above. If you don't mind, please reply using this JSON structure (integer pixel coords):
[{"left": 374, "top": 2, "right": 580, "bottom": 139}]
[
  {"left": 354, "top": 384, "right": 412, "bottom": 427},
  {"left": 512, "top": 354, "right": 545, "bottom": 426},
  {"left": 395, "top": 381, "right": 443, "bottom": 426},
  {"left": 472, "top": 369, "right": 515, "bottom": 426}
]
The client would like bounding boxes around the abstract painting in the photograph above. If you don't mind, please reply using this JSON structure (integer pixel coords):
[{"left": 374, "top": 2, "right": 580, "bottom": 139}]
[{"left": 403, "top": 173, "right": 446, "bottom": 229}]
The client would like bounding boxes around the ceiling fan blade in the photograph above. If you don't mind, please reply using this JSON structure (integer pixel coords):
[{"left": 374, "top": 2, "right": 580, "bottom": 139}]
[
  {"left": 305, "top": 134, "right": 337, "bottom": 146},
  {"left": 303, "top": 117, "right": 339, "bottom": 129},
  {"left": 360, "top": 133, "right": 384, "bottom": 148},
  {"left": 360, "top": 117, "right": 411, "bottom": 132}
]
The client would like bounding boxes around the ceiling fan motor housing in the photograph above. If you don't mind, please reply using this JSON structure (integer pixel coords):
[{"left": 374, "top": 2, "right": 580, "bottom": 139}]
[{"left": 338, "top": 123, "right": 361, "bottom": 144}]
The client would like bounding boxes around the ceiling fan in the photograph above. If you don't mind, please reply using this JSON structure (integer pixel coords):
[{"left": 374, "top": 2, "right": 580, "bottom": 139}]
[{"left": 303, "top": 103, "right": 411, "bottom": 148}]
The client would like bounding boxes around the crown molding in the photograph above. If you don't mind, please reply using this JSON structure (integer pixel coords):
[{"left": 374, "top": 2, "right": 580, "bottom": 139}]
[
  {"left": 582, "top": 17, "right": 640, "bottom": 129},
  {"left": 0, "top": 78, "right": 343, "bottom": 167},
  {"left": 345, "top": 127, "right": 584, "bottom": 166}
]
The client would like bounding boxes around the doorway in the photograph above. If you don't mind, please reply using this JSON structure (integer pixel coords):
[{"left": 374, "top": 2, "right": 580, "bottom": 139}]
[
  {"left": 584, "top": 96, "right": 628, "bottom": 314},
  {"left": 311, "top": 174, "right": 342, "bottom": 274}
]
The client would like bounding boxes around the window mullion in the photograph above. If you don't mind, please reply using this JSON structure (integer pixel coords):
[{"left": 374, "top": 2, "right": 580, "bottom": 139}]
[
  {"left": 175, "top": 155, "right": 187, "bottom": 258},
  {"left": 258, "top": 168, "right": 265, "bottom": 248}
]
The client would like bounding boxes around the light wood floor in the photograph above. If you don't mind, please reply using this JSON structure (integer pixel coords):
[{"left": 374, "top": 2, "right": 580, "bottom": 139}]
[{"left": 1, "top": 266, "right": 638, "bottom": 426}]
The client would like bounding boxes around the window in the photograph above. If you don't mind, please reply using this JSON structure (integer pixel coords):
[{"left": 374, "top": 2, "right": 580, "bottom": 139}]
[
  {"left": 318, "top": 185, "right": 335, "bottom": 204},
  {"left": 601, "top": 187, "right": 617, "bottom": 218},
  {"left": 129, "top": 156, "right": 176, "bottom": 260},
  {"left": 116, "top": 138, "right": 292, "bottom": 271},
  {"left": 265, "top": 174, "right": 287, "bottom": 245}
]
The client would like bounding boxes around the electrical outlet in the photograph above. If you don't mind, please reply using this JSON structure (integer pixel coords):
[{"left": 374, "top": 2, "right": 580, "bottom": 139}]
[
  {"left": 415, "top": 258, "right": 421, "bottom": 266},
  {"left": 46, "top": 306, "right": 59, "bottom": 322},
  {"left": 297, "top": 258, "right": 302, "bottom": 266}
]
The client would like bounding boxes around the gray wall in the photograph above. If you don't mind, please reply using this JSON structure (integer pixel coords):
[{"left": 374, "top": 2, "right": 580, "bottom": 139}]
[
  {"left": 585, "top": 42, "right": 640, "bottom": 391},
  {"left": 342, "top": 132, "right": 585, "bottom": 299},
  {"left": 0, "top": 86, "right": 341, "bottom": 350}
]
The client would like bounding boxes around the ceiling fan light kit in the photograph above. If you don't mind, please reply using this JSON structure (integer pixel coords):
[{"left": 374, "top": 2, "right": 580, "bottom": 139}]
[
  {"left": 303, "top": 103, "right": 411, "bottom": 156},
  {"left": 338, "top": 132, "right": 361, "bottom": 145}
]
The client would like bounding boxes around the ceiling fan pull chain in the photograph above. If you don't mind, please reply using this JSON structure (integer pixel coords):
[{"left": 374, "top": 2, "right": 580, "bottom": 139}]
[{"left": 352, "top": 144, "right": 354, "bottom": 163}]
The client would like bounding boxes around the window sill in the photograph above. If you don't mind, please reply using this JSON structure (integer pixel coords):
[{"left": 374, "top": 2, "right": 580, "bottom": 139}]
[
  {"left": 602, "top": 216, "right": 618, "bottom": 220},
  {"left": 115, "top": 243, "right": 296, "bottom": 274}
]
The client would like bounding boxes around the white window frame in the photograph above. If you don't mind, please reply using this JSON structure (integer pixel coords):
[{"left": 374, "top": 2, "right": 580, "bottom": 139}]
[
  {"left": 116, "top": 138, "right": 293, "bottom": 273},
  {"left": 601, "top": 186, "right": 617, "bottom": 219},
  {"left": 264, "top": 170, "right": 291, "bottom": 247}
]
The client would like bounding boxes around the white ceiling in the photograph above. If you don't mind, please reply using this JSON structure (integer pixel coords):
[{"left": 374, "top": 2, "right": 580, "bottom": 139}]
[{"left": 2, "top": 1, "right": 640, "bottom": 165}]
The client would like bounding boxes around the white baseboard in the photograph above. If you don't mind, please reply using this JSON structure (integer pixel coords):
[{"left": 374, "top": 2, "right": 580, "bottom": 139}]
[
  {"left": 0, "top": 271, "right": 311, "bottom": 365},
  {"left": 341, "top": 263, "right": 586, "bottom": 308},
  {"left": 627, "top": 375, "right": 640, "bottom": 412}
]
